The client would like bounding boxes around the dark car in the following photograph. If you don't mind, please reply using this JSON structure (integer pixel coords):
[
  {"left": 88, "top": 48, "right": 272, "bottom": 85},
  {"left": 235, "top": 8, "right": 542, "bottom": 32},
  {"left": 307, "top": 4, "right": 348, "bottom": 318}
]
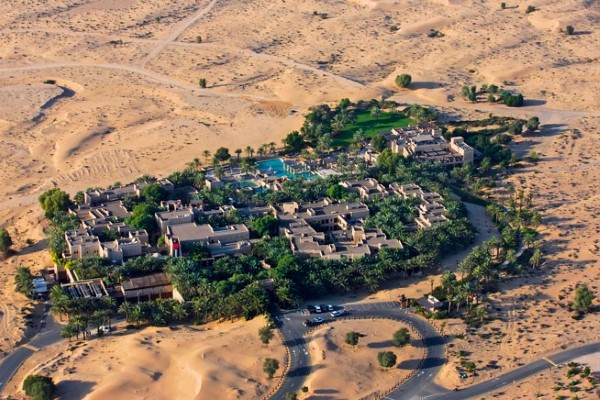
[
  {"left": 303, "top": 319, "right": 314, "bottom": 327},
  {"left": 319, "top": 304, "right": 333, "bottom": 312},
  {"left": 307, "top": 305, "right": 316, "bottom": 313}
]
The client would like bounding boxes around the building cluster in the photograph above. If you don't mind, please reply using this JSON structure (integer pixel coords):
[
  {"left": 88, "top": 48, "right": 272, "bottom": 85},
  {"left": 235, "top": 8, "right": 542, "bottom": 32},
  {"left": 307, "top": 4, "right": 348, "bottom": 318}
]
[
  {"left": 54, "top": 175, "right": 449, "bottom": 303},
  {"left": 369, "top": 124, "right": 475, "bottom": 167},
  {"left": 273, "top": 199, "right": 402, "bottom": 260}
]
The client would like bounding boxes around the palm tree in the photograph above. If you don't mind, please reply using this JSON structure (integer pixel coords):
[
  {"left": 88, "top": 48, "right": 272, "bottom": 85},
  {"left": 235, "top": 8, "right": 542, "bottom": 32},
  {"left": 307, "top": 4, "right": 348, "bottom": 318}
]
[
  {"left": 245, "top": 146, "right": 254, "bottom": 158},
  {"left": 331, "top": 114, "right": 346, "bottom": 130},
  {"left": 202, "top": 150, "right": 211, "bottom": 164},
  {"left": 257, "top": 145, "right": 266, "bottom": 158},
  {"left": 172, "top": 302, "right": 188, "bottom": 322},
  {"left": 529, "top": 247, "right": 543, "bottom": 270},
  {"left": 235, "top": 148, "right": 242, "bottom": 161},
  {"left": 268, "top": 142, "right": 276, "bottom": 154},
  {"left": 370, "top": 106, "right": 382, "bottom": 120},
  {"left": 118, "top": 301, "right": 133, "bottom": 321},
  {"left": 60, "top": 323, "right": 77, "bottom": 342}
]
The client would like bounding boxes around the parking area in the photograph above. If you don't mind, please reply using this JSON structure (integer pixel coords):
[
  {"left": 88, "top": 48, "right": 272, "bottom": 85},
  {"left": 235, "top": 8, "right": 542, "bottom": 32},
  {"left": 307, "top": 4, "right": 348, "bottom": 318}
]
[{"left": 344, "top": 301, "right": 400, "bottom": 311}]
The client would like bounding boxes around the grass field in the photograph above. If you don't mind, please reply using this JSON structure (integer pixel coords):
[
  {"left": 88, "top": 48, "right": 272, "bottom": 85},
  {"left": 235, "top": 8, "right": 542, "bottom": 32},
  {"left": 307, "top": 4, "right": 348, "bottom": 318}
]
[{"left": 333, "top": 110, "right": 413, "bottom": 147}]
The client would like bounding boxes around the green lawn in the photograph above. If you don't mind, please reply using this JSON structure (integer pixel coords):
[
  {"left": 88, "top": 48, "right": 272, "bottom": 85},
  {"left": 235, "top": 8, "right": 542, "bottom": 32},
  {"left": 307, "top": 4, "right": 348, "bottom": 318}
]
[{"left": 332, "top": 111, "right": 413, "bottom": 147}]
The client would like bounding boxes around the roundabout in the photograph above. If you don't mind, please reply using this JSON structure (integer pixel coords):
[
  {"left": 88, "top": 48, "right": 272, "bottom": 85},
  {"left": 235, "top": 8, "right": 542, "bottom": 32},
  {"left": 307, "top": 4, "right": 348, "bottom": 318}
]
[{"left": 270, "top": 302, "right": 447, "bottom": 400}]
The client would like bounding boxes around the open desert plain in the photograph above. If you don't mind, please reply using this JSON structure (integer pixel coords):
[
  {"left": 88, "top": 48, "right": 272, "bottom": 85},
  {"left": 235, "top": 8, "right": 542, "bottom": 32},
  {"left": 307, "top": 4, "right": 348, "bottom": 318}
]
[{"left": 0, "top": 0, "right": 599, "bottom": 399}]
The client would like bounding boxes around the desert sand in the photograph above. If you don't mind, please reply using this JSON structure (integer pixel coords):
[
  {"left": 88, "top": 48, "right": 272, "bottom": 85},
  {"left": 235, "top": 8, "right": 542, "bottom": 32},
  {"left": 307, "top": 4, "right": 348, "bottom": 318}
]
[
  {"left": 3, "top": 316, "right": 286, "bottom": 400},
  {"left": 0, "top": 0, "right": 598, "bottom": 398},
  {"left": 303, "top": 319, "right": 422, "bottom": 399}
]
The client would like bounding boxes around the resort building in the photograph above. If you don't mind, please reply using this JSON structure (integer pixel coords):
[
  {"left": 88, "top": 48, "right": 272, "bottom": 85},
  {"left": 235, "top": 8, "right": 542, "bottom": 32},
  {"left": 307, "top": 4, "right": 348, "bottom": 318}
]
[
  {"left": 62, "top": 279, "right": 109, "bottom": 299},
  {"left": 389, "top": 125, "right": 474, "bottom": 166},
  {"left": 390, "top": 183, "right": 449, "bottom": 229},
  {"left": 272, "top": 199, "right": 402, "bottom": 260},
  {"left": 84, "top": 179, "right": 174, "bottom": 205},
  {"left": 64, "top": 228, "right": 149, "bottom": 263},
  {"left": 340, "top": 178, "right": 391, "bottom": 199},
  {"left": 165, "top": 222, "right": 250, "bottom": 258},
  {"left": 120, "top": 272, "right": 173, "bottom": 302}
]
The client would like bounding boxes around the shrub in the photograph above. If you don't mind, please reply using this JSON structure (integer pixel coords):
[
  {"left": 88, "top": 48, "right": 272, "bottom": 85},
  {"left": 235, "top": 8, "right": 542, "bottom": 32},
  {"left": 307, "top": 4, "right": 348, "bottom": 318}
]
[
  {"left": 392, "top": 327, "right": 411, "bottom": 347},
  {"left": 501, "top": 2, "right": 506, "bottom": 9},
  {"left": 263, "top": 358, "right": 279, "bottom": 379},
  {"left": 0, "top": 228, "right": 12, "bottom": 254},
  {"left": 565, "top": 25, "right": 575, "bottom": 35},
  {"left": 377, "top": 351, "right": 397, "bottom": 368},
  {"left": 199, "top": 78, "right": 207, "bottom": 88},
  {"left": 395, "top": 74, "right": 412, "bottom": 89},
  {"left": 526, "top": 5, "right": 536, "bottom": 13},
  {"left": 23, "top": 375, "right": 55, "bottom": 400},
  {"left": 345, "top": 331, "right": 360, "bottom": 347}
]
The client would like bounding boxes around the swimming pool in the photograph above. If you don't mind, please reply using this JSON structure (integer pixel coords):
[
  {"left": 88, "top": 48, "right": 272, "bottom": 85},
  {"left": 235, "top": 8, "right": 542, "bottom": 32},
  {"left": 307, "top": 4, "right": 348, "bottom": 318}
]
[{"left": 256, "top": 158, "right": 315, "bottom": 179}]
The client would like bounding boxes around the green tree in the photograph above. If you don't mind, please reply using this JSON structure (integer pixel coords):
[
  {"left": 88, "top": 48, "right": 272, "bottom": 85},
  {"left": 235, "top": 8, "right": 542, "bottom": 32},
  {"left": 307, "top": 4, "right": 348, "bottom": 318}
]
[
  {"left": 15, "top": 266, "right": 34, "bottom": 297},
  {"left": 572, "top": 284, "right": 595, "bottom": 313},
  {"left": 73, "top": 191, "right": 85, "bottom": 204},
  {"left": 529, "top": 246, "right": 543, "bottom": 269},
  {"left": 501, "top": 2, "right": 506, "bottom": 9},
  {"left": 565, "top": 25, "right": 575, "bottom": 35},
  {"left": 526, "top": 5, "right": 536, "bottom": 13},
  {"left": 370, "top": 105, "right": 382, "bottom": 120},
  {"left": 125, "top": 203, "right": 158, "bottom": 233},
  {"left": 316, "top": 133, "right": 333, "bottom": 153},
  {"left": 377, "top": 351, "right": 397, "bottom": 368},
  {"left": 263, "top": 358, "right": 280, "bottom": 379},
  {"left": 23, "top": 375, "right": 55, "bottom": 400},
  {"left": 202, "top": 150, "right": 211, "bottom": 164},
  {"left": 213, "top": 147, "right": 231, "bottom": 163},
  {"left": 199, "top": 78, "right": 207, "bottom": 88},
  {"left": 345, "top": 331, "right": 360, "bottom": 347},
  {"left": 283, "top": 131, "right": 304, "bottom": 152},
  {"left": 258, "top": 324, "right": 275, "bottom": 346},
  {"left": 326, "top": 184, "right": 346, "bottom": 200},
  {"left": 38, "top": 188, "right": 70, "bottom": 219},
  {"left": 250, "top": 216, "right": 278, "bottom": 237},
  {"left": 395, "top": 74, "right": 412, "bottom": 88},
  {"left": 141, "top": 183, "right": 168, "bottom": 204},
  {"left": 0, "top": 228, "right": 12, "bottom": 254},
  {"left": 371, "top": 134, "right": 387, "bottom": 152},
  {"left": 284, "top": 393, "right": 297, "bottom": 400},
  {"left": 526, "top": 116, "right": 540, "bottom": 132},
  {"left": 392, "top": 327, "right": 411, "bottom": 347}
]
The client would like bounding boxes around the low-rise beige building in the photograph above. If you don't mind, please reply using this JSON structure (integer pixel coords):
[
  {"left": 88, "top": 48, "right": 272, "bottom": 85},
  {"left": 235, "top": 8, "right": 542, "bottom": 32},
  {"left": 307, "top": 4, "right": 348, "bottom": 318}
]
[
  {"left": 340, "top": 178, "right": 391, "bottom": 199},
  {"left": 273, "top": 199, "right": 402, "bottom": 260},
  {"left": 389, "top": 125, "right": 474, "bottom": 166},
  {"left": 165, "top": 222, "right": 250, "bottom": 257}
]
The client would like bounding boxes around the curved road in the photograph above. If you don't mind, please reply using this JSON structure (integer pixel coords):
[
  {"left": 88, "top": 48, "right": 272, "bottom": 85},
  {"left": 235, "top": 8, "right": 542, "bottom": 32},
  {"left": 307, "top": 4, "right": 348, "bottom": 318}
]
[
  {"left": 271, "top": 302, "right": 599, "bottom": 400},
  {"left": 271, "top": 303, "right": 446, "bottom": 400},
  {"left": 0, "top": 308, "right": 61, "bottom": 392}
]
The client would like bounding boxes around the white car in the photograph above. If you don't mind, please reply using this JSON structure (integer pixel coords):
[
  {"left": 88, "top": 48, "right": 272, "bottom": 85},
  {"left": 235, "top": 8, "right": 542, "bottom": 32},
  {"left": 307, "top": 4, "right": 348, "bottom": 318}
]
[
  {"left": 314, "top": 305, "right": 322, "bottom": 313},
  {"left": 331, "top": 309, "right": 346, "bottom": 317},
  {"left": 313, "top": 317, "right": 325, "bottom": 324}
]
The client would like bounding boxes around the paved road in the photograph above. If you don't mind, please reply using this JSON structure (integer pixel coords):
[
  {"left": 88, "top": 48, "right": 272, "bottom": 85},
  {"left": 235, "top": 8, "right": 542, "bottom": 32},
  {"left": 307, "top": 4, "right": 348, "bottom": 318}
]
[
  {"left": 270, "top": 302, "right": 599, "bottom": 400},
  {"left": 0, "top": 306, "right": 61, "bottom": 392},
  {"left": 427, "top": 342, "right": 600, "bottom": 400},
  {"left": 270, "top": 302, "right": 446, "bottom": 400}
]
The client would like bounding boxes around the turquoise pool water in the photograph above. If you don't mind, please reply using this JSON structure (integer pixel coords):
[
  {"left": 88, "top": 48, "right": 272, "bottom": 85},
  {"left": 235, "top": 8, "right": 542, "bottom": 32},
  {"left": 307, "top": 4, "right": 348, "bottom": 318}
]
[{"left": 256, "top": 158, "right": 314, "bottom": 179}]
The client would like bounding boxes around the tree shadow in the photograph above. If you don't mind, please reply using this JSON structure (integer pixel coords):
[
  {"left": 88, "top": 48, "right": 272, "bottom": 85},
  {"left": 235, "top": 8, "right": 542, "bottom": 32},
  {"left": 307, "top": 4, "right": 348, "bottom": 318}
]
[
  {"left": 367, "top": 339, "right": 395, "bottom": 349},
  {"left": 55, "top": 380, "right": 95, "bottom": 400},
  {"left": 410, "top": 81, "right": 444, "bottom": 90},
  {"left": 313, "top": 389, "right": 340, "bottom": 394},
  {"left": 573, "top": 31, "right": 592, "bottom": 36},
  {"left": 522, "top": 99, "right": 547, "bottom": 107},
  {"left": 397, "top": 358, "right": 421, "bottom": 370},
  {"left": 18, "top": 239, "right": 48, "bottom": 256}
]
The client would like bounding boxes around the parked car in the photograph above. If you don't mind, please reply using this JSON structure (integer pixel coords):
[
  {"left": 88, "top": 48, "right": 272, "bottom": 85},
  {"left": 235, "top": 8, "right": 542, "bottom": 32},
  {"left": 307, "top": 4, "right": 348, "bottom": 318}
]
[
  {"left": 303, "top": 319, "right": 314, "bottom": 327},
  {"left": 307, "top": 305, "right": 316, "bottom": 313},
  {"left": 100, "top": 326, "right": 113, "bottom": 333},
  {"left": 313, "top": 317, "right": 325, "bottom": 324},
  {"left": 331, "top": 309, "right": 346, "bottom": 317},
  {"left": 319, "top": 304, "right": 333, "bottom": 312},
  {"left": 314, "top": 305, "right": 322, "bottom": 313}
]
